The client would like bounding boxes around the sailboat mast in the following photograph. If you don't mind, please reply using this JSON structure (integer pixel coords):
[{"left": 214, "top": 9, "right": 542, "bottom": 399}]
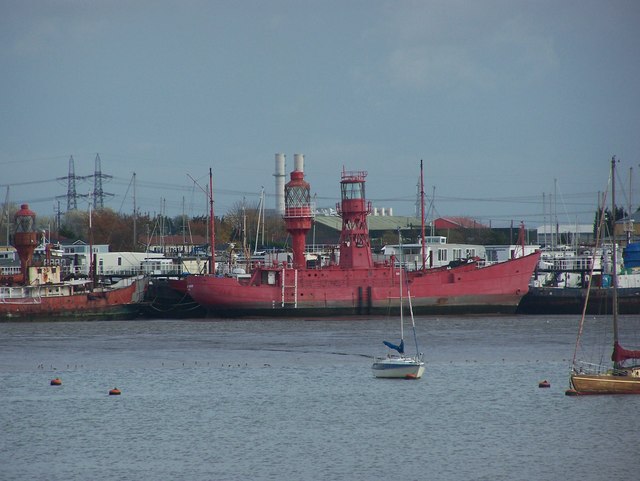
[
  {"left": 571, "top": 189, "right": 607, "bottom": 368},
  {"left": 420, "top": 160, "right": 426, "bottom": 270},
  {"left": 254, "top": 190, "right": 261, "bottom": 254},
  {"left": 611, "top": 156, "right": 619, "bottom": 345},
  {"left": 398, "top": 229, "right": 404, "bottom": 341}
]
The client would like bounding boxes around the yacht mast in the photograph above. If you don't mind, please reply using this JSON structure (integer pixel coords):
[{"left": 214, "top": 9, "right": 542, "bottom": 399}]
[
  {"left": 611, "top": 156, "right": 619, "bottom": 345},
  {"left": 399, "top": 229, "right": 404, "bottom": 342},
  {"left": 420, "top": 160, "right": 426, "bottom": 270}
]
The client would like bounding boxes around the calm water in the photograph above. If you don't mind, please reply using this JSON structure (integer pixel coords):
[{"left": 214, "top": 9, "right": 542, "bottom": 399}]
[{"left": 2, "top": 315, "right": 640, "bottom": 481}]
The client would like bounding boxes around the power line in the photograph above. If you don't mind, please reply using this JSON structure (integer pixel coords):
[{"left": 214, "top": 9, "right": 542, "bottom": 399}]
[{"left": 0, "top": 178, "right": 60, "bottom": 187}]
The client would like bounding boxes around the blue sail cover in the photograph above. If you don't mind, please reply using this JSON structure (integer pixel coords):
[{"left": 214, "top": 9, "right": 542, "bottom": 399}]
[{"left": 383, "top": 339, "right": 404, "bottom": 354}]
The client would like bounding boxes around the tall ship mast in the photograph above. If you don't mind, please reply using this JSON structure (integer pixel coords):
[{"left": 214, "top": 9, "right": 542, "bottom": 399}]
[{"left": 186, "top": 165, "right": 541, "bottom": 317}]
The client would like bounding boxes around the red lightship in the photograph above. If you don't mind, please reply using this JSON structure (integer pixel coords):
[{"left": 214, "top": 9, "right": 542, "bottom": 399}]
[
  {"left": 187, "top": 168, "right": 540, "bottom": 317},
  {"left": 1, "top": 204, "right": 146, "bottom": 322}
]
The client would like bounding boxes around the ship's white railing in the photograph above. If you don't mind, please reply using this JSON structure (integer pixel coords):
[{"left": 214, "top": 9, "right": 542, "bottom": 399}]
[
  {"left": 539, "top": 255, "right": 594, "bottom": 272},
  {"left": 94, "top": 265, "right": 182, "bottom": 277},
  {"left": 391, "top": 257, "right": 489, "bottom": 272},
  {"left": 0, "top": 286, "right": 42, "bottom": 304},
  {"left": 283, "top": 203, "right": 316, "bottom": 219}
]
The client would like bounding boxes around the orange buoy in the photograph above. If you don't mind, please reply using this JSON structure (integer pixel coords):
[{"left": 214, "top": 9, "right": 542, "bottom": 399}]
[
  {"left": 538, "top": 380, "right": 550, "bottom": 388},
  {"left": 109, "top": 387, "right": 121, "bottom": 396},
  {"left": 565, "top": 389, "right": 579, "bottom": 396},
  {"left": 50, "top": 378, "right": 62, "bottom": 386}
]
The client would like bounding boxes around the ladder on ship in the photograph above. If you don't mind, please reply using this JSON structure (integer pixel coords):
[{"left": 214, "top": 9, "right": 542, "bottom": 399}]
[{"left": 280, "top": 268, "right": 298, "bottom": 308}]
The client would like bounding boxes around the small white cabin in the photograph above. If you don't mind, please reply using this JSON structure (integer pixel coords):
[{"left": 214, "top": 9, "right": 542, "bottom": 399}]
[
  {"left": 380, "top": 239, "right": 485, "bottom": 270},
  {"left": 95, "top": 252, "right": 164, "bottom": 276}
]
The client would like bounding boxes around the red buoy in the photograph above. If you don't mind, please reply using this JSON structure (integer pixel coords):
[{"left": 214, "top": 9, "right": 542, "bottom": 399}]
[
  {"left": 109, "top": 387, "right": 121, "bottom": 396},
  {"left": 538, "top": 380, "right": 550, "bottom": 388},
  {"left": 50, "top": 378, "right": 62, "bottom": 386},
  {"left": 565, "top": 389, "right": 579, "bottom": 396}
]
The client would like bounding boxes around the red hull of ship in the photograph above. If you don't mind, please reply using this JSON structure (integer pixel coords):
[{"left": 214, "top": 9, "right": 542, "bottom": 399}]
[
  {"left": 187, "top": 252, "right": 540, "bottom": 317},
  {"left": 0, "top": 280, "right": 144, "bottom": 322}
]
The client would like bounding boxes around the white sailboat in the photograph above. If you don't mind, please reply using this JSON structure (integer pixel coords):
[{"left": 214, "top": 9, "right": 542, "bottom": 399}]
[
  {"left": 567, "top": 156, "right": 640, "bottom": 395},
  {"left": 372, "top": 231, "right": 425, "bottom": 379}
]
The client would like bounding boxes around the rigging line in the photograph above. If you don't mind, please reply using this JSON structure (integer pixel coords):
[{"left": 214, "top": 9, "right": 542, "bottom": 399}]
[
  {"left": 116, "top": 175, "right": 135, "bottom": 215},
  {"left": 614, "top": 164, "right": 631, "bottom": 215},
  {"left": 186, "top": 182, "right": 199, "bottom": 217},
  {"left": 571, "top": 168, "right": 611, "bottom": 372},
  {"left": 430, "top": 202, "right": 443, "bottom": 221},
  {"left": 553, "top": 179, "right": 574, "bottom": 227}
]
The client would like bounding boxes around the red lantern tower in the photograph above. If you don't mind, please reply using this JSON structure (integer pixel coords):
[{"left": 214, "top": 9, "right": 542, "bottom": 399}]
[
  {"left": 283, "top": 169, "right": 313, "bottom": 269},
  {"left": 336, "top": 170, "right": 373, "bottom": 269},
  {"left": 13, "top": 204, "right": 38, "bottom": 284}
]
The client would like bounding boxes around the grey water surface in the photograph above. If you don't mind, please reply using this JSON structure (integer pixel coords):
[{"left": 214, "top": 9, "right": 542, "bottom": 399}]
[{"left": 2, "top": 315, "right": 639, "bottom": 481}]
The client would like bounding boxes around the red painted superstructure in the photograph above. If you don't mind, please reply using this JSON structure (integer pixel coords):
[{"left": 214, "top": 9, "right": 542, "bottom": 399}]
[
  {"left": 187, "top": 169, "right": 540, "bottom": 317},
  {"left": 1, "top": 204, "right": 145, "bottom": 321},
  {"left": 283, "top": 169, "right": 313, "bottom": 269},
  {"left": 337, "top": 170, "right": 373, "bottom": 269},
  {"left": 13, "top": 204, "right": 38, "bottom": 283}
]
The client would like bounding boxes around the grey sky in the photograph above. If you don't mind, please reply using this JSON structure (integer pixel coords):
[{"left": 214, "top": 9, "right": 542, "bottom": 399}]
[{"left": 1, "top": 0, "right": 639, "bottom": 228}]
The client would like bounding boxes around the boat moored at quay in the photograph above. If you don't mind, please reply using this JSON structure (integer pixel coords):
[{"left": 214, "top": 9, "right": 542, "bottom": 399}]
[
  {"left": 1, "top": 204, "right": 146, "bottom": 322},
  {"left": 517, "top": 242, "right": 640, "bottom": 315},
  {"left": 187, "top": 164, "right": 541, "bottom": 317},
  {"left": 0, "top": 276, "right": 145, "bottom": 322}
]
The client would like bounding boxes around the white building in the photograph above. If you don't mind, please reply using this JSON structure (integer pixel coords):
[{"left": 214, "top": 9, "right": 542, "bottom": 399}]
[{"left": 536, "top": 224, "right": 594, "bottom": 246}]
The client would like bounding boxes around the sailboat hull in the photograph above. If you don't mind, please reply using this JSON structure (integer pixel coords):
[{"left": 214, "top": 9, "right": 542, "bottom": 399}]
[
  {"left": 372, "top": 358, "right": 425, "bottom": 379},
  {"left": 570, "top": 373, "right": 640, "bottom": 395}
]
